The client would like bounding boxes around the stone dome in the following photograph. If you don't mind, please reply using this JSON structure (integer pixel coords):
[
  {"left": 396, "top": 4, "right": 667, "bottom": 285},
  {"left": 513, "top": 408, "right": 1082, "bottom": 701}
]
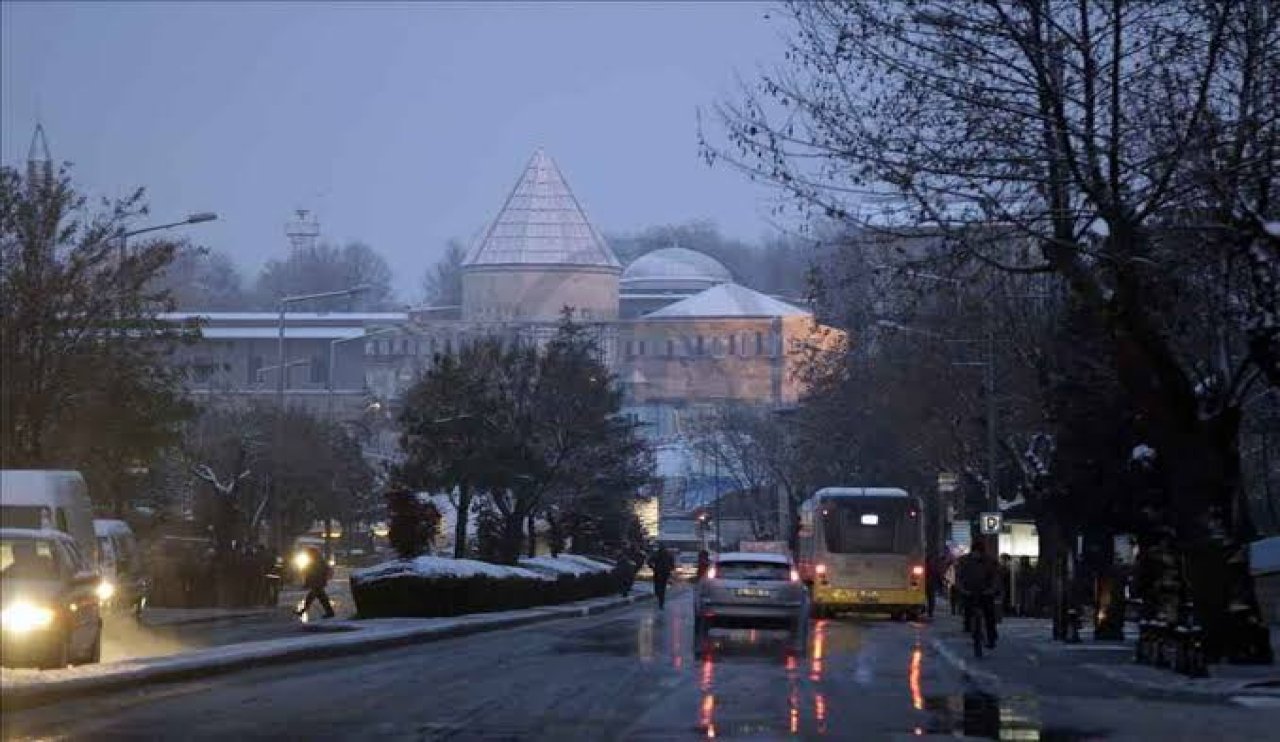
[{"left": 620, "top": 247, "right": 733, "bottom": 293}]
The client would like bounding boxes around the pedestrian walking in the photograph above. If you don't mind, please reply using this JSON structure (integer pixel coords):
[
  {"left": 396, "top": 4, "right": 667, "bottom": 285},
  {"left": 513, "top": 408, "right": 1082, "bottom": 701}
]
[
  {"left": 295, "top": 546, "right": 335, "bottom": 619},
  {"left": 956, "top": 540, "right": 1001, "bottom": 649},
  {"left": 615, "top": 547, "right": 637, "bottom": 597},
  {"left": 926, "top": 548, "right": 946, "bottom": 618},
  {"left": 649, "top": 547, "right": 675, "bottom": 609},
  {"left": 695, "top": 549, "right": 711, "bottom": 583}
]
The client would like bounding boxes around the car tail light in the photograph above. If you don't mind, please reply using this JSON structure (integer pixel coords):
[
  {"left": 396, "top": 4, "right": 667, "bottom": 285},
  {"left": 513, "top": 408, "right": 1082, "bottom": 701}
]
[
  {"left": 910, "top": 564, "right": 925, "bottom": 578},
  {"left": 707, "top": 565, "right": 717, "bottom": 580},
  {"left": 790, "top": 568, "right": 800, "bottom": 583},
  {"left": 815, "top": 563, "right": 827, "bottom": 576}
]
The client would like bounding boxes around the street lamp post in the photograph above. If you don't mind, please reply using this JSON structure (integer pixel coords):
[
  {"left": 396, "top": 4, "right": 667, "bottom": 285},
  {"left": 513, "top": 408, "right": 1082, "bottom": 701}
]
[
  {"left": 328, "top": 327, "right": 400, "bottom": 422},
  {"left": 275, "top": 286, "right": 370, "bottom": 411},
  {"left": 116, "top": 212, "right": 218, "bottom": 258},
  {"left": 267, "top": 285, "right": 369, "bottom": 553}
]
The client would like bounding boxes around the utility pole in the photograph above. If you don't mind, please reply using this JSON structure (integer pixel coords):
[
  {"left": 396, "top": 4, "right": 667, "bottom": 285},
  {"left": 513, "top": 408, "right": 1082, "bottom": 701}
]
[{"left": 985, "top": 316, "right": 999, "bottom": 554}]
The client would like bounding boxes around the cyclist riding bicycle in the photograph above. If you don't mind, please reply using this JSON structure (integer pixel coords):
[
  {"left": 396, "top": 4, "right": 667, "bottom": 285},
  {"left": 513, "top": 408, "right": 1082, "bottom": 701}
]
[{"left": 955, "top": 539, "right": 1001, "bottom": 650}]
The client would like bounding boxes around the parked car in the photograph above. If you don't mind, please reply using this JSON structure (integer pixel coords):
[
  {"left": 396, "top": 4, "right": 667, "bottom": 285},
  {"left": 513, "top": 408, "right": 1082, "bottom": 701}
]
[
  {"left": 693, "top": 551, "right": 809, "bottom": 655},
  {"left": 94, "top": 519, "right": 148, "bottom": 615},
  {"left": 1, "top": 528, "right": 103, "bottom": 668}
]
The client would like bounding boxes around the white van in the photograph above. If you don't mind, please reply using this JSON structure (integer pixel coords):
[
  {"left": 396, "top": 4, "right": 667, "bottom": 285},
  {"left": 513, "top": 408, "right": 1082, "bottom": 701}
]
[{"left": 0, "top": 470, "right": 98, "bottom": 568}]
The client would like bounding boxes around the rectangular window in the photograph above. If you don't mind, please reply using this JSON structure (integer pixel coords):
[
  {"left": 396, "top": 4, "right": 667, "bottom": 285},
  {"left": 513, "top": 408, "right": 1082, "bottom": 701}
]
[
  {"left": 667, "top": 339, "right": 675, "bottom": 357},
  {"left": 728, "top": 335, "right": 737, "bottom": 356},
  {"left": 248, "top": 355, "right": 263, "bottom": 384},
  {"left": 696, "top": 336, "right": 705, "bottom": 355},
  {"left": 309, "top": 356, "right": 326, "bottom": 384},
  {"left": 756, "top": 332, "right": 764, "bottom": 356},
  {"left": 638, "top": 340, "right": 646, "bottom": 356},
  {"left": 626, "top": 340, "right": 635, "bottom": 357}
]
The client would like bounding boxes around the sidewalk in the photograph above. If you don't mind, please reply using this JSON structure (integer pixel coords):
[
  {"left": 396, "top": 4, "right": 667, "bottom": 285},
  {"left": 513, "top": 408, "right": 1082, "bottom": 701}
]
[
  {"left": 929, "top": 611, "right": 1280, "bottom": 702},
  {"left": 1, "top": 586, "right": 653, "bottom": 711}
]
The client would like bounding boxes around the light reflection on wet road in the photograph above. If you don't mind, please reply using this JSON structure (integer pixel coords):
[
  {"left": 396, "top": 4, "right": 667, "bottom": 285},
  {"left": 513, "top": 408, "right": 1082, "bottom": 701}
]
[{"left": 4, "top": 589, "right": 1085, "bottom": 740}]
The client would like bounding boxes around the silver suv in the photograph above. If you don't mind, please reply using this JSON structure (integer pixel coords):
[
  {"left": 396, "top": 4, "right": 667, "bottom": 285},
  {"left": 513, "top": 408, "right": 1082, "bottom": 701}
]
[{"left": 693, "top": 551, "right": 809, "bottom": 654}]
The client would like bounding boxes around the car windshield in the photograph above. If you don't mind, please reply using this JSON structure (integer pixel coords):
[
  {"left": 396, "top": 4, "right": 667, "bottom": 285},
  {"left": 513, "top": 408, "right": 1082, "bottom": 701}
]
[
  {"left": 715, "top": 561, "right": 790, "bottom": 581},
  {"left": 0, "top": 537, "right": 62, "bottom": 580}
]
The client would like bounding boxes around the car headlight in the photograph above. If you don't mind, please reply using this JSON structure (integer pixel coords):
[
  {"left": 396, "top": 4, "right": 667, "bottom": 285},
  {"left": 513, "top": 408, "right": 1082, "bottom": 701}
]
[
  {"left": 1, "top": 602, "right": 57, "bottom": 633},
  {"left": 292, "top": 551, "right": 312, "bottom": 572},
  {"left": 96, "top": 580, "right": 117, "bottom": 602}
]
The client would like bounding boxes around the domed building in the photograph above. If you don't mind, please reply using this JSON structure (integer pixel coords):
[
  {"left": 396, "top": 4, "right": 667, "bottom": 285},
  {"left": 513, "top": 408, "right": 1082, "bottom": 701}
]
[
  {"left": 619, "top": 247, "right": 734, "bottom": 318},
  {"left": 461, "top": 149, "right": 621, "bottom": 322}
]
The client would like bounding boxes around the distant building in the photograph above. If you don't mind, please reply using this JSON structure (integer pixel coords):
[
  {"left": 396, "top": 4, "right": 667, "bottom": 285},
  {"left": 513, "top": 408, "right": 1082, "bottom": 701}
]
[{"left": 171, "top": 149, "right": 844, "bottom": 542}]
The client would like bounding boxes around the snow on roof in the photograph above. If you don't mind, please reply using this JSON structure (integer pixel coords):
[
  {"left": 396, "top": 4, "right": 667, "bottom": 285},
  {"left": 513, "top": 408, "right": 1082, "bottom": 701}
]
[
  {"left": 0, "top": 528, "right": 76, "bottom": 542},
  {"left": 199, "top": 327, "right": 367, "bottom": 340},
  {"left": 812, "top": 487, "right": 911, "bottom": 499},
  {"left": 519, "top": 555, "right": 612, "bottom": 577},
  {"left": 715, "top": 551, "right": 792, "bottom": 564},
  {"left": 160, "top": 312, "right": 409, "bottom": 322},
  {"left": 644, "top": 283, "right": 810, "bottom": 319},
  {"left": 352, "top": 556, "right": 553, "bottom": 584},
  {"left": 1250, "top": 537, "right": 1280, "bottom": 576},
  {"left": 621, "top": 247, "right": 733, "bottom": 292},
  {"left": 464, "top": 149, "right": 621, "bottom": 270}
]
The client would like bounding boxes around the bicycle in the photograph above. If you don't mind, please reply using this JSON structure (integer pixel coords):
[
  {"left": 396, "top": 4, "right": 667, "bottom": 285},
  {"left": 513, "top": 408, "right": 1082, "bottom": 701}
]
[{"left": 960, "top": 589, "right": 996, "bottom": 658}]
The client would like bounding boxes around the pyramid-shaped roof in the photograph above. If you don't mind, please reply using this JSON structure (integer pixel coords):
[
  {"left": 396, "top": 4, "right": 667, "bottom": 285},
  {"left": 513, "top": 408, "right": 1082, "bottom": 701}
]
[
  {"left": 464, "top": 149, "right": 621, "bottom": 270},
  {"left": 645, "top": 283, "right": 810, "bottom": 319}
]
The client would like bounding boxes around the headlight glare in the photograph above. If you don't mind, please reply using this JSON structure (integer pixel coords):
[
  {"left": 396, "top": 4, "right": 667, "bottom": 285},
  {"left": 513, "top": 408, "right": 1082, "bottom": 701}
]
[
  {"left": 96, "top": 580, "right": 117, "bottom": 602},
  {"left": 1, "top": 602, "right": 56, "bottom": 633}
]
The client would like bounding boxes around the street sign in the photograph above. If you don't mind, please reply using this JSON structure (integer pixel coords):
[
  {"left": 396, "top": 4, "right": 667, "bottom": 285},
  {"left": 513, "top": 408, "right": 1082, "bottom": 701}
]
[
  {"left": 979, "top": 512, "right": 1002, "bottom": 535},
  {"left": 937, "top": 472, "right": 958, "bottom": 493}
]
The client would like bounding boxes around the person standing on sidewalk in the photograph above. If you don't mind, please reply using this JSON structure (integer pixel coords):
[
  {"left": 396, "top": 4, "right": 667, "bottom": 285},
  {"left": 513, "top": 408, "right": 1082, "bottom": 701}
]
[
  {"left": 649, "top": 547, "right": 675, "bottom": 609},
  {"left": 956, "top": 540, "right": 1000, "bottom": 649},
  {"left": 695, "top": 549, "right": 711, "bottom": 583},
  {"left": 926, "top": 548, "right": 946, "bottom": 618},
  {"left": 295, "top": 547, "right": 335, "bottom": 619}
]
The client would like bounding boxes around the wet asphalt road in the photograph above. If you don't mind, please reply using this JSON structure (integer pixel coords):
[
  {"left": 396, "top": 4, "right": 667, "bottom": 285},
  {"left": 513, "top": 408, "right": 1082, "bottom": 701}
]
[{"left": 2, "top": 589, "right": 1268, "bottom": 740}]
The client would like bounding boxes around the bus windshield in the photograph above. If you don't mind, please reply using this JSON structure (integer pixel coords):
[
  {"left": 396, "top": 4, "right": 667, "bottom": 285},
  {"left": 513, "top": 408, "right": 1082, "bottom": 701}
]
[{"left": 821, "top": 498, "right": 917, "bottom": 554}]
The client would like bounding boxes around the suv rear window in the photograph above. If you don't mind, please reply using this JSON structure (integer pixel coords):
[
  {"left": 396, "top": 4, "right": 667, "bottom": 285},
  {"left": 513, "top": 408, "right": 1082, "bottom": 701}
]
[{"left": 716, "top": 561, "right": 790, "bottom": 581}]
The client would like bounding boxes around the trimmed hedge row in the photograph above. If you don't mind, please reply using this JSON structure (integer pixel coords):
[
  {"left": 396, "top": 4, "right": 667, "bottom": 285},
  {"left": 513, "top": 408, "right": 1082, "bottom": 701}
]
[{"left": 351, "top": 569, "right": 619, "bottom": 618}]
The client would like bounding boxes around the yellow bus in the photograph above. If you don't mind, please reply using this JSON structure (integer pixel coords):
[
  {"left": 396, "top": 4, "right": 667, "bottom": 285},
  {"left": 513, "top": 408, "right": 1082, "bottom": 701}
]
[{"left": 797, "top": 487, "right": 927, "bottom": 619}]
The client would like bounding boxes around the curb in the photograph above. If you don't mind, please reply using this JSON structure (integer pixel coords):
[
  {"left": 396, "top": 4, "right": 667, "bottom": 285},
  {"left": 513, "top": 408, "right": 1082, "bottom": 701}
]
[
  {"left": 139, "top": 610, "right": 282, "bottom": 628},
  {"left": 1080, "top": 662, "right": 1280, "bottom": 701},
  {"left": 2, "top": 591, "right": 653, "bottom": 712}
]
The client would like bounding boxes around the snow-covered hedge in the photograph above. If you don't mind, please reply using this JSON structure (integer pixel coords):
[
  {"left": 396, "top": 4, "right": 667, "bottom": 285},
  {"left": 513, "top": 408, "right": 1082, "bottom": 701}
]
[{"left": 350, "top": 554, "right": 618, "bottom": 618}]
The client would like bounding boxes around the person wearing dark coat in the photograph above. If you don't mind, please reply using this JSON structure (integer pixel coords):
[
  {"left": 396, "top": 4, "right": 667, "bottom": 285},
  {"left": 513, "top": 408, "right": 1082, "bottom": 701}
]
[
  {"left": 695, "top": 550, "right": 711, "bottom": 582},
  {"left": 649, "top": 547, "right": 675, "bottom": 609},
  {"left": 295, "top": 547, "right": 335, "bottom": 618}
]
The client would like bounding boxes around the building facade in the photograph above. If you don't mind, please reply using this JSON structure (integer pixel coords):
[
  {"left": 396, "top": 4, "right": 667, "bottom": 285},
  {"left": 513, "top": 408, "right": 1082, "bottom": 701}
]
[{"left": 173, "top": 150, "right": 843, "bottom": 544}]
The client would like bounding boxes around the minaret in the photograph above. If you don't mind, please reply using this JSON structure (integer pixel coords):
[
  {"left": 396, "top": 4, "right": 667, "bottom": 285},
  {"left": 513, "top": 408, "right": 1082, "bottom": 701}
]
[
  {"left": 285, "top": 208, "right": 320, "bottom": 253},
  {"left": 26, "top": 123, "right": 52, "bottom": 189}
]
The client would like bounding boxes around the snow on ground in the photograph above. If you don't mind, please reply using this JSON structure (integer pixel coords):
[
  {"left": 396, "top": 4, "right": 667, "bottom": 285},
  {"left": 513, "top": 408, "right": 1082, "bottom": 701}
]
[
  {"left": 519, "top": 554, "right": 612, "bottom": 577},
  {"left": 352, "top": 556, "right": 552, "bottom": 584}
]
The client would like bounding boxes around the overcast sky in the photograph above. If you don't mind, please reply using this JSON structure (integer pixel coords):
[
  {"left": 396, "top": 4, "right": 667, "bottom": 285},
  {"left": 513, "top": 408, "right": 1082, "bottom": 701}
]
[{"left": 2, "top": 1, "right": 788, "bottom": 299}]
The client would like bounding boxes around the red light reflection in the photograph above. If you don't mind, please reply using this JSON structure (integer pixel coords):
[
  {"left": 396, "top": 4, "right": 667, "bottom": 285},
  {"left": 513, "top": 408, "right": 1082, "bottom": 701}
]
[{"left": 909, "top": 645, "right": 923, "bottom": 710}]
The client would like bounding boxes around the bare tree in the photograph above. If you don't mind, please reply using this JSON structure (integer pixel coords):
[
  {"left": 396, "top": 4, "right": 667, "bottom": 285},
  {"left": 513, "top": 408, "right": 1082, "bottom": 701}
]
[{"left": 709, "top": 0, "right": 1278, "bottom": 661}]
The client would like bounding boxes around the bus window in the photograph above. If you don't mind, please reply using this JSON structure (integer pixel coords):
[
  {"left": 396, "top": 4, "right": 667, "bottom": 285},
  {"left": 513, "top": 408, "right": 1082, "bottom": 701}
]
[{"left": 822, "top": 500, "right": 915, "bottom": 554}]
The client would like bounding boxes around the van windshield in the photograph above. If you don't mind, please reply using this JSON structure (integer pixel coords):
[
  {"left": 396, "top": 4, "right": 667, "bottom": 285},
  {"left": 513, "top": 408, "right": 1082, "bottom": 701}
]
[{"left": 0, "top": 504, "right": 52, "bottom": 531}]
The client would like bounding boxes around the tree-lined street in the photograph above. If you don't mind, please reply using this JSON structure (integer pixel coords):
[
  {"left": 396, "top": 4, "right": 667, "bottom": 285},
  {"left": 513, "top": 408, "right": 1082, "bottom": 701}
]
[{"left": 4, "top": 592, "right": 1276, "bottom": 741}]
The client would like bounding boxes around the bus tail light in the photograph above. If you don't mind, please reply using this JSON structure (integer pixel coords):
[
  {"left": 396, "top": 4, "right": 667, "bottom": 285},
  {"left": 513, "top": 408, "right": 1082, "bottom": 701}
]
[
  {"left": 790, "top": 568, "right": 800, "bottom": 583},
  {"left": 910, "top": 564, "right": 924, "bottom": 588},
  {"left": 815, "top": 563, "right": 828, "bottom": 584}
]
